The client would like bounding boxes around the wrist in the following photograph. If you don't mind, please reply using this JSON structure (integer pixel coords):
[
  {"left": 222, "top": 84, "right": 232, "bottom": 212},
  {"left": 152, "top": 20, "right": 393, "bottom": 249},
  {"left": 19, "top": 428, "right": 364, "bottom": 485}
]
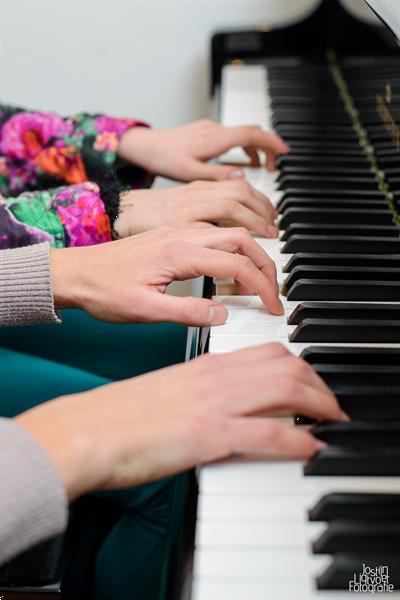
[
  {"left": 49, "top": 247, "right": 84, "bottom": 310},
  {"left": 117, "top": 127, "right": 154, "bottom": 169},
  {"left": 15, "top": 393, "right": 99, "bottom": 501}
]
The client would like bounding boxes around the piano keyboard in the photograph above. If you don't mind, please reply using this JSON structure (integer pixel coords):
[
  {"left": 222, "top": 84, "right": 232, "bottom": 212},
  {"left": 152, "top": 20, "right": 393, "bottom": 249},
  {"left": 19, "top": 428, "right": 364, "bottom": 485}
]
[{"left": 191, "top": 56, "right": 400, "bottom": 599}]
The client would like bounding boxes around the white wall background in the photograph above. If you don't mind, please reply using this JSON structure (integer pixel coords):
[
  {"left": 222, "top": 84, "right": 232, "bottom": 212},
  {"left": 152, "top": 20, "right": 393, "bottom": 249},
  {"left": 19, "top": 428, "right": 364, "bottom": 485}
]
[{"left": 1, "top": 0, "right": 320, "bottom": 127}]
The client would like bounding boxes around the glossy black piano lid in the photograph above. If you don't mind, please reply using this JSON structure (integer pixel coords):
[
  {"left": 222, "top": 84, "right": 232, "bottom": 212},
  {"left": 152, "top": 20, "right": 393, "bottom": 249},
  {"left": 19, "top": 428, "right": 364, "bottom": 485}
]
[{"left": 211, "top": 0, "right": 399, "bottom": 93}]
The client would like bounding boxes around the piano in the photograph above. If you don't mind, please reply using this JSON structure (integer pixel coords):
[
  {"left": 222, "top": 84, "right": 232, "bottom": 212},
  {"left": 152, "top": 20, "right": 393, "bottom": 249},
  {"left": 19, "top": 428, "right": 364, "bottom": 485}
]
[{"left": 183, "top": 1, "right": 400, "bottom": 598}]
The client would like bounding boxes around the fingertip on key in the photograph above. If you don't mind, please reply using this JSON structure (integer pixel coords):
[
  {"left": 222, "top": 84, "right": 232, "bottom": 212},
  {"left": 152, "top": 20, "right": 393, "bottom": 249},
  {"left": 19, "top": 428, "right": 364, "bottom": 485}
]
[
  {"left": 266, "top": 225, "right": 279, "bottom": 237},
  {"left": 208, "top": 305, "right": 228, "bottom": 325},
  {"left": 339, "top": 410, "right": 351, "bottom": 422}
]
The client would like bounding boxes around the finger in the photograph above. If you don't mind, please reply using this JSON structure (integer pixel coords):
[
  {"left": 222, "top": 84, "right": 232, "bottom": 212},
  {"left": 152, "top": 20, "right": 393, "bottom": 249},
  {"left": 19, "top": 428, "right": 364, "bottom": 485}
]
[
  {"left": 224, "top": 126, "right": 289, "bottom": 155},
  {"left": 227, "top": 375, "right": 343, "bottom": 423},
  {"left": 186, "top": 245, "right": 283, "bottom": 315},
  {"left": 252, "top": 187, "right": 278, "bottom": 220},
  {"left": 183, "top": 159, "right": 244, "bottom": 182},
  {"left": 226, "top": 127, "right": 289, "bottom": 171},
  {"left": 224, "top": 180, "right": 276, "bottom": 222},
  {"left": 185, "top": 227, "right": 280, "bottom": 297},
  {"left": 227, "top": 203, "right": 278, "bottom": 237},
  {"left": 194, "top": 200, "right": 276, "bottom": 237},
  {"left": 250, "top": 355, "right": 334, "bottom": 398},
  {"left": 224, "top": 418, "right": 325, "bottom": 459},
  {"left": 243, "top": 146, "right": 261, "bottom": 167},
  {"left": 143, "top": 293, "right": 228, "bottom": 326},
  {"left": 196, "top": 342, "right": 290, "bottom": 372}
]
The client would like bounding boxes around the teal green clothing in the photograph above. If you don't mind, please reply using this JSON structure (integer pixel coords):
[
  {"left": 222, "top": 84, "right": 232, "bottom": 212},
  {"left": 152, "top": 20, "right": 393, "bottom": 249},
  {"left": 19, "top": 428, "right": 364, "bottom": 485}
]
[
  {"left": 0, "top": 315, "right": 188, "bottom": 599},
  {"left": 0, "top": 311, "right": 187, "bottom": 381}
]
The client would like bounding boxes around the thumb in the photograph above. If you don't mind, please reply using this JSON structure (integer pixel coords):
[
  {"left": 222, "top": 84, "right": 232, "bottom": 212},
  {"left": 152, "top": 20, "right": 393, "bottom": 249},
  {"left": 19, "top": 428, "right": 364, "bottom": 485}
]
[
  {"left": 184, "top": 159, "right": 244, "bottom": 182},
  {"left": 145, "top": 293, "right": 228, "bottom": 326}
]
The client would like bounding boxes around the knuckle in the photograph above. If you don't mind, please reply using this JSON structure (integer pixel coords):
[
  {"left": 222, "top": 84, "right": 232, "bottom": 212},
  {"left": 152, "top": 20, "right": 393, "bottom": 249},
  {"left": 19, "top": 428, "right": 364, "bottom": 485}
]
[
  {"left": 200, "top": 118, "right": 214, "bottom": 127},
  {"left": 238, "top": 178, "right": 250, "bottom": 191},
  {"left": 188, "top": 180, "right": 202, "bottom": 189},
  {"left": 264, "top": 421, "right": 283, "bottom": 445},
  {"left": 235, "top": 254, "right": 252, "bottom": 273},
  {"left": 266, "top": 342, "right": 289, "bottom": 356},
  {"left": 222, "top": 198, "right": 237, "bottom": 216},
  {"left": 287, "top": 356, "right": 309, "bottom": 378},
  {"left": 234, "top": 226, "right": 252, "bottom": 241},
  {"left": 281, "top": 378, "right": 299, "bottom": 401}
]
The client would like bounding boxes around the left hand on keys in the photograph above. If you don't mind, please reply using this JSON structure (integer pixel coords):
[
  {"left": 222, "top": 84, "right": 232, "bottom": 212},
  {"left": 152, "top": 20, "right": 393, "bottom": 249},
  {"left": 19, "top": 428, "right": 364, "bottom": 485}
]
[{"left": 117, "top": 119, "right": 289, "bottom": 180}]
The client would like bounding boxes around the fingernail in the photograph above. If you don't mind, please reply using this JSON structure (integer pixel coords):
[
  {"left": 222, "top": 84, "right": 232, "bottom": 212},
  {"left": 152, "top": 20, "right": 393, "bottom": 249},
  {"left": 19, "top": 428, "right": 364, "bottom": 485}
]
[
  {"left": 208, "top": 305, "right": 227, "bottom": 325},
  {"left": 267, "top": 225, "right": 278, "bottom": 237},
  {"left": 229, "top": 169, "right": 244, "bottom": 179},
  {"left": 315, "top": 440, "right": 327, "bottom": 451},
  {"left": 339, "top": 410, "right": 351, "bottom": 421}
]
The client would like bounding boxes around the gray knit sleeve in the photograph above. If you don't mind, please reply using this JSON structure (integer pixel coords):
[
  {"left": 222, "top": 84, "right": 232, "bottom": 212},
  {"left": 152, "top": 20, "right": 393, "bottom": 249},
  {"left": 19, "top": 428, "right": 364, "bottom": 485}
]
[
  {"left": 0, "top": 418, "right": 68, "bottom": 565},
  {"left": 0, "top": 243, "right": 60, "bottom": 326}
]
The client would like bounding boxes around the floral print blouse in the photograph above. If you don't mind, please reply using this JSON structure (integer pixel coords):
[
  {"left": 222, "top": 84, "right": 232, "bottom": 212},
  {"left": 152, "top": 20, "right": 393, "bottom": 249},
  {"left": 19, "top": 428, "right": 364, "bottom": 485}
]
[{"left": 0, "top": 103, "right": 150, "bottom": 249}]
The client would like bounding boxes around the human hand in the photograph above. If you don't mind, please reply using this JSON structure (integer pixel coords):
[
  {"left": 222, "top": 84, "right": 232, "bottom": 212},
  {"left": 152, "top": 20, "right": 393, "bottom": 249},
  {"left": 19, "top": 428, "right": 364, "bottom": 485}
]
[
  {"left": 115, "top": 180, "right": 278, "bottom": 238},
  {"left": 117, "top": 119, "right": 289, "bottom": 181},
  {"left": 50, "top": 226, "right": 283, "bottom": 324},
  {"left": 16, "top": 342, "right": 347, "bottom": 500}
]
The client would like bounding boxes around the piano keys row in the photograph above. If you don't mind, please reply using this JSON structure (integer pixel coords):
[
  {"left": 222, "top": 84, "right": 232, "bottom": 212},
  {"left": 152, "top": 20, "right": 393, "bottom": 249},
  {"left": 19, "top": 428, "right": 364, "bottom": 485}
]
[{"left": 192, "top": 56, "right": 400, "bottom": 599}]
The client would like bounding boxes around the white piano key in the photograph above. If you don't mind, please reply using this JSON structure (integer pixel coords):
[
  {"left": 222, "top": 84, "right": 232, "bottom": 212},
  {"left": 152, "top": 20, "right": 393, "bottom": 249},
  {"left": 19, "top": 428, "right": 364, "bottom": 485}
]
[
  {"left": 208, "top": 335, "right": 400, "bottom": 353},
  {"left": 200, "top": 458, "right": 400, "bottom": 495},
  {"left": 191, "top": 578, "right": 400, "bottom": 600},
  {"left": 195, "top": 518, "right": 324, "bottom": 548},
  {"left": 219, "top": 65, "right": 272, "bottom": 164},
  {"left": 193, "top": 547, "right": 328, "bottom": 579},
  {"left": 210, "top": 321, "right": 294, "bottom": 337},
  {"left": 197, "top": 492, "right": 311, "bottom": 520}
]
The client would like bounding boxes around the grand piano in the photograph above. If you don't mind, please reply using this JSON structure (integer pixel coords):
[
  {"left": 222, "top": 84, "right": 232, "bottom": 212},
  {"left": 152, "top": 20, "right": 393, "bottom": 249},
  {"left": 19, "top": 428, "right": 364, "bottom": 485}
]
[{"left": 184, "top": 1, "right": 400, "bottom": 598}]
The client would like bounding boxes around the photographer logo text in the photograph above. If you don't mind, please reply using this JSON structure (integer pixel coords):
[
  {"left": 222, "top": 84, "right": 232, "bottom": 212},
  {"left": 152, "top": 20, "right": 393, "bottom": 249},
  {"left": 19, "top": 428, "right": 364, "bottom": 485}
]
[{"left": 349, "top": 564, "right": 394, "bottom": 594}]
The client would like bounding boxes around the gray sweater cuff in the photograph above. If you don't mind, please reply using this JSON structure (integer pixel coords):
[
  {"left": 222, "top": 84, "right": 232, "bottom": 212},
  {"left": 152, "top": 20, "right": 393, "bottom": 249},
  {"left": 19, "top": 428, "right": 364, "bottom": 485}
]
[
  {"left": 0, "top": 418, "right": 68, "bottom": 565},
  {"left": 0, "top": 243, "right": 60, "bottom": 326}
]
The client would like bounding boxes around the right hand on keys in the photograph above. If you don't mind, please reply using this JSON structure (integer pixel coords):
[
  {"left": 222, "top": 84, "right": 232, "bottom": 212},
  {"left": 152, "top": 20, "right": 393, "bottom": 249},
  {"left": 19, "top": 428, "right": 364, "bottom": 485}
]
[
  {"left": 16, "top": 342, "right": 347, "bottom": 500},
  {"left": 114, "top": 180, "right": 278, "bottom": 239},
  {"left": 50, "top": 226, "right": 284, "bottom": 324}
]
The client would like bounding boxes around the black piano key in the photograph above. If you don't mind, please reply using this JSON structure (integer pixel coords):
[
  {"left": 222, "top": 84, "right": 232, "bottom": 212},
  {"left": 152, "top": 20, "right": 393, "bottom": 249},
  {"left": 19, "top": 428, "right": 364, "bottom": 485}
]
[
  {"left": 278, "top": 175, "right": 378, "bottom": 191},
  {"left": 288, "top": 302, "right": 400, "bottom": 324},
  {"left": 311, "top": 421, "right": 400, "bottom": 447},
  {"left": 281, "top": 145, "right": 366, "bottom": 157},
  {"left": 301, "top": 347, "right": 400, "bottom": 366},
  {"left": 282, "top": 236, "right": 400, "bottom": 254},
  {"left": 286, "top": 279, "right": 400, "bottom": 301},
  {"left": 290, "top": 318, "right": 400, "bottom": 343},
  {"left": 312, "top": 521, "right": 400, "bottom": 554},
  {"left": 278, "top": 198, "right": 388, "bottom": 213},
  {"left": 277, "top": 190, "right": 387, "bottom": 211},
  {"left": 317, "top": 554, "right": 400, "bottom": 590},
  {"left": 285, "top": 265, "right": 400, "bottom": 287},
  {"left": 287, "top": 140, "right": 365, "bottom": 152},
  {"left": 276, "top": 155, "right": 369, "bottom": 170},
  {"left": 276, "top": 128, "right": 358, "bottom": 142},
  {"left": 283, "top": 253, "right": 400, "bottom": 272},
  {"left": 309, "top": 492, "right": 400, "bottom": 521},
  {"left": 336, "top": 386, "right": 400, "bottom": 420},
  {"left": 280, "top": 224, "right": 398, "bottom": 242},
  {"left": 277, "top": 166, "right": 372, "bottom": 179},
  {"left": 304, "top": 447, "right": 400, "bottom": 476},
  {"left": 279, "top": 208, "right": 392, "bottom": 228}
]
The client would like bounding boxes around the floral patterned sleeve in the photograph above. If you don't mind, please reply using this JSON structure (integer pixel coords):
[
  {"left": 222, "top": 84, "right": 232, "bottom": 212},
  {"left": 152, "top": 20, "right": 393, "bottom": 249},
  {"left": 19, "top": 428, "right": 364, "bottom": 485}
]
[
  {"left": 0, "top": 182, "right": 112, "bottom": 249},
  {"left": 0, "top": 103, "right": 151, "bottom": 249}
]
